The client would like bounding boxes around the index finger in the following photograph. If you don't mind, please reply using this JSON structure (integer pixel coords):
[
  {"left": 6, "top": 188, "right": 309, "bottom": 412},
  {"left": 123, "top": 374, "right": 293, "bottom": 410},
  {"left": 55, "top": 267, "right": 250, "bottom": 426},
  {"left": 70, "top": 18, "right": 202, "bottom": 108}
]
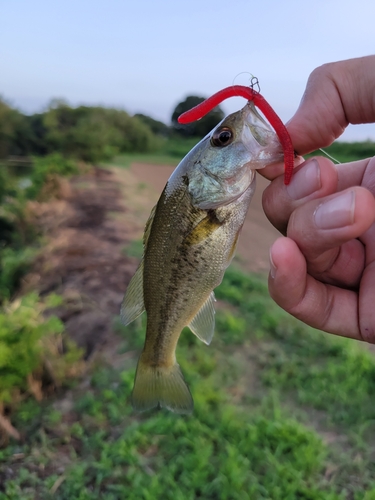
[
  {"left": 261, "top": 156, "right": 375, "bottom": 235},
  {"left": 288, "top": 56, "right": 375, "bottom": 155}
]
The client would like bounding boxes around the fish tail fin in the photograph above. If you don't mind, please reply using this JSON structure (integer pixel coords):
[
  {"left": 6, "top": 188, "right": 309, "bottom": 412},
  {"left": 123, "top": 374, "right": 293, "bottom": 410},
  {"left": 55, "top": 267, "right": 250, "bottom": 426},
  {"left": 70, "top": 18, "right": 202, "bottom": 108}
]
[{"left": 131, "top": 356, "right": 193, "bottom": 414}]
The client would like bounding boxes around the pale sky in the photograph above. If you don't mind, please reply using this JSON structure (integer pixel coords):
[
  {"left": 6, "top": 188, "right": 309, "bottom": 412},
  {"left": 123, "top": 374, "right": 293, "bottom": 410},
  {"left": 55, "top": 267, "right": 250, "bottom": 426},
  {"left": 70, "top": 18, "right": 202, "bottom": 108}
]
[{"left": 1, "top": 0, "right": 375, "bottom": 141}]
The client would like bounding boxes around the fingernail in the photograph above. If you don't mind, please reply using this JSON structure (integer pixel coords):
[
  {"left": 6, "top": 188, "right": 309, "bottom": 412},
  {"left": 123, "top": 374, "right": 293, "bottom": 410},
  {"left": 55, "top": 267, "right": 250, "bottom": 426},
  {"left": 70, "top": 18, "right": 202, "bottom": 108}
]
[
  {"left": 314, "top": 190, "right": 355, "bottom": 229},
  {"left": 286, "top": 159, "right": 321, "bottom": 200},
  {"left": 269, "top": 248, "right": 277, "bottom": 279}
]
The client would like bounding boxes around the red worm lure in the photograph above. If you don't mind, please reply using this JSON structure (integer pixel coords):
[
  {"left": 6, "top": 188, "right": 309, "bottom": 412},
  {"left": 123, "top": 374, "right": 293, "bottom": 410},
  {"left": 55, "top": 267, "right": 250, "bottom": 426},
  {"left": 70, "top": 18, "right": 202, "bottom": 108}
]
[{"left": 178, "top": 85, "right": 294, "bottom": 185}]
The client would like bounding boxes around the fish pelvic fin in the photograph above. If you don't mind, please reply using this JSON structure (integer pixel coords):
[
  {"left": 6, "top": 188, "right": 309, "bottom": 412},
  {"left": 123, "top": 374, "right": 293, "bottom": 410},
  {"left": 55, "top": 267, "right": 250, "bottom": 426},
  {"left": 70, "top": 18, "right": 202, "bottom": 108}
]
[
  {"left": 131, "top": 356, "right": 193, "bottom": 415},
  {"left": 188, "top": 292, "right": 216, "bottom": 345}
]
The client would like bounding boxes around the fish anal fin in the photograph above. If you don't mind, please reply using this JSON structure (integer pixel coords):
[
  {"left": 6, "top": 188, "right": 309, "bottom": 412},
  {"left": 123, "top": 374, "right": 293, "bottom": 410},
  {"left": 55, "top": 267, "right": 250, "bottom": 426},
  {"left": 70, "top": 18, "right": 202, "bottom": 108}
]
[
  {"left": 131, "top": 357, "right": 193, "bottom": 414},
  {"left": 188, "top": 292, "right": 216, "bottom": 345},
  {"left": 120, "top": 260, "right": 145, "bottom": 325}
]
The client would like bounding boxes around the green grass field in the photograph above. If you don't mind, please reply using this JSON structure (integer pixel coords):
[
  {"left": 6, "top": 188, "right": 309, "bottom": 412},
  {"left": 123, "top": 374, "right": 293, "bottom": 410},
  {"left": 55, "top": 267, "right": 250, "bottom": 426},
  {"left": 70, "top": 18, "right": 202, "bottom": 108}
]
[
  {"left": 106, "top": 137, "right": 200, "bottom": 169},
  {"left": 2, "top": 266, "right": 375, "bottom": 499},
  {"left": 106, "top": 137, "right": 375, "bottom": 171}
]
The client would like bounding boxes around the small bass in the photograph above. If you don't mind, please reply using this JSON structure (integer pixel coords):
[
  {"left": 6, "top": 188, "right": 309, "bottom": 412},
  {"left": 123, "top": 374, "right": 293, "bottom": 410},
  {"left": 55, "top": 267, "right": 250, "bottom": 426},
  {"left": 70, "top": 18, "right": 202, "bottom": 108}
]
[{"left": 121, "top": 101, "right": 284, "bottom": 414}]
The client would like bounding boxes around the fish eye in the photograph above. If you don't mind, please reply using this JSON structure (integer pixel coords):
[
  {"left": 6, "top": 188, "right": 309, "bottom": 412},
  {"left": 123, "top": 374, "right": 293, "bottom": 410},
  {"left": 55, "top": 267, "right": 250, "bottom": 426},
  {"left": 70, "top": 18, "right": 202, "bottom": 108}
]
[{"left": 211, "top": 127, "right": 234, "bottom": 147}]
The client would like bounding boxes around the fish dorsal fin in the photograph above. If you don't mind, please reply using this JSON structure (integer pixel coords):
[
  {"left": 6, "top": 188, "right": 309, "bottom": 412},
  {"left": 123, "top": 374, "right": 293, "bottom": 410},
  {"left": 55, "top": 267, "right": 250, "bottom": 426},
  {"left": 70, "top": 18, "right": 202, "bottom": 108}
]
[
  {"left": 121, "top": 205, "right": 157, "bottom": 326},
  {"left": 143, "top": 204, "right": 156, "bottom": 247},
  {"left": 120, "top": 260, "right": 145, "bottom": 325},
  {"left": 188, "top": 292, "right": 216, "bottom": 345}
]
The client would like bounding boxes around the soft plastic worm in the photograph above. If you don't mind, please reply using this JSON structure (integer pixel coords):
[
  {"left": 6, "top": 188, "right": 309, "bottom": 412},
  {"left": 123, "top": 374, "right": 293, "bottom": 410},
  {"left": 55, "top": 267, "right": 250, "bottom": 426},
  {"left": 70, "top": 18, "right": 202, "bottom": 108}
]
[{"left": 178, "top": 85, "right": 294, "bottom": 185}]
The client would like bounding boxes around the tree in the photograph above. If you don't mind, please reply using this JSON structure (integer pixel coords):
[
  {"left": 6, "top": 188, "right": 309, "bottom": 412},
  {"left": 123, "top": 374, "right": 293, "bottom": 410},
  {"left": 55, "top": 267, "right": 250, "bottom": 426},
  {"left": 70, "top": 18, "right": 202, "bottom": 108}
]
[
  {"left": 171, "top": 95, "right": 224, "bottom": 137},
  {"left": 0, "top": 98, "right": 33, "bottom": 158},
  {"left": 41, "top": 102, "right": 157, "bottom": 162},
  {"left": 134, "top": 113, "right": 170, "bottom": 137}
]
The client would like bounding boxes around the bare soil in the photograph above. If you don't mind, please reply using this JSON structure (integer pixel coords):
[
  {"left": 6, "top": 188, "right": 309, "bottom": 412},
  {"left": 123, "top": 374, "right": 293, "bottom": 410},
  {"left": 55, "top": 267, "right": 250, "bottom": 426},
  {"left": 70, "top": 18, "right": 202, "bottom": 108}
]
[{"left": 23, "top": 167, "right": 144, "bottom": 358}]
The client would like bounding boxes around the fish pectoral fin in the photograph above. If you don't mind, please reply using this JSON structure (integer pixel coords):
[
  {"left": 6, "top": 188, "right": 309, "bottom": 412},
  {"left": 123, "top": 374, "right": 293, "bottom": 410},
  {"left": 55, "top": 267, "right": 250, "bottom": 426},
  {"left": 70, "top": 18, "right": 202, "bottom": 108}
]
[
  {"left": 120, "top": 260, "right": 145, "bottom": 325},
  {"left": 188, "top": 292, "right": 216, "bottom": 345},
  {"left": 131, "top": 357, "right": 193, "bottom": 414},
  {"left": 184, "top": 211, "right": 222, "bottom": 246}
]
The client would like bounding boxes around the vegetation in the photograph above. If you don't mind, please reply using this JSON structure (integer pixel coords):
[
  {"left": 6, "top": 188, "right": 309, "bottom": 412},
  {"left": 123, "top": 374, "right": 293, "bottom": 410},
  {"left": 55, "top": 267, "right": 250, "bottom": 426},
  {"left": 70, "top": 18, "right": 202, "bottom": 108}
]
[
  {"left": 0, "top": 98, "right": 159, "bottom": 163},
  {"left": 0, "top": 99, "right": 31, "bottom": 158},
  {"left": 134, "top": 113, "right": 170, "bottom": 137},
  {"left": 41, "top": 101, "right": 157, "bottom": 162},
  {"left": 0, "top": 151, "right": 85, "bottom": 442},
  {"left": 0, "top": 293, "right": 83, "bottom": 407},
  {"left": 315, "top": 140, "right": 375, "bottom": 163},
  {"left": 108, "top": 136, "right": 200, "bottom": 169},
  {"left": 1, "top": 266, "right": 375, "bottom": 498},
  {"left": 0, "top": 153, "right": 81, "bottom": 302}
]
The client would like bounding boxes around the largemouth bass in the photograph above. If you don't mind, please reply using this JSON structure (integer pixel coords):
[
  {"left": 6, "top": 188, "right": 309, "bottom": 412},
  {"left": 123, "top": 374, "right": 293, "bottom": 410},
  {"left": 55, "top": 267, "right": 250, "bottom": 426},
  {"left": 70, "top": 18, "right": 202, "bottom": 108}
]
[{"left": 121, "top": 102, "right": 283, "bottom": 414}]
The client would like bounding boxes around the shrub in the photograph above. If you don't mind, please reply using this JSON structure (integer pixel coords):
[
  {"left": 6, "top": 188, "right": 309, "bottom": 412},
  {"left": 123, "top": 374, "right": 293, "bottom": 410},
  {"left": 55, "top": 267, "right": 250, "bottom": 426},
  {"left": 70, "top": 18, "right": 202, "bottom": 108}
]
[
  {"left": 0, "top": 293, "right": 83, "bottom": 405},
  {"left": 25, "top": 153, "right": 79, "bottom": 199},
  {"left": 0, "top": 248, "right": 35, "bottom": 302},
  {"left": 41, "top": 103, "right": 158, "bottom": 162}
]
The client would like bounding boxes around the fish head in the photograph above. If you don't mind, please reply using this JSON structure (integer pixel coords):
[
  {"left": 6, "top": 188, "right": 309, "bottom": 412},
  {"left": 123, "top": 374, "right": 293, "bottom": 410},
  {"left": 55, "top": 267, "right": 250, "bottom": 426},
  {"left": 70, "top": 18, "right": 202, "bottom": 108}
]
[{"left": 180, "top": 102, "right": 284, "bottom": 209}]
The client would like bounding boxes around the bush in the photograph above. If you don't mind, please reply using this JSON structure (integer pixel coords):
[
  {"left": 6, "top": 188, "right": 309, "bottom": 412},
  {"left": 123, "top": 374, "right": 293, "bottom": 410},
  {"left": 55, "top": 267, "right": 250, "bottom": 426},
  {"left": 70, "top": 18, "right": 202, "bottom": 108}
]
[
  {"left": 0, "top": 248, "right": 35, "bottom": 302},
  {"left": 25, "top": 153, "right": 78, "bottom": 199},
  {"left": 0, "top": 98, "right": 162, "bottom": 163},
  {"left": 0, "top": 293, "right": 83, "bottom": 405},
  {"left": 0, "top": 99, "right": 32, "bottom": 159},
  {"left": 41, "top": 103, "right": 158, "bottom": 162}
]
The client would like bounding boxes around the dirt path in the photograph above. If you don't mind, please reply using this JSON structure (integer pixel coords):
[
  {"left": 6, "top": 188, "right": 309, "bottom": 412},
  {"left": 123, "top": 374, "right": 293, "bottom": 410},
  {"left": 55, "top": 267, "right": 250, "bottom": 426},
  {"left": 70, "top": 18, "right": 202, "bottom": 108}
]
[
  {"left": 130, "top": 163, "right": 281, "bottom": 274},
  {"left": 24, "top": 167, "right": 146, "bottom": 359}
]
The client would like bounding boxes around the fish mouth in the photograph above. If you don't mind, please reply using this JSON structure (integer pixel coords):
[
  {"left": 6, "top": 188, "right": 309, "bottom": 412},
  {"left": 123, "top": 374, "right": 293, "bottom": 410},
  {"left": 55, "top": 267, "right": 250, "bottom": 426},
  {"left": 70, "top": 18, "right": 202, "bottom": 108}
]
[{"left": 241, "top": 102, "right": 284, "bottom": 168}]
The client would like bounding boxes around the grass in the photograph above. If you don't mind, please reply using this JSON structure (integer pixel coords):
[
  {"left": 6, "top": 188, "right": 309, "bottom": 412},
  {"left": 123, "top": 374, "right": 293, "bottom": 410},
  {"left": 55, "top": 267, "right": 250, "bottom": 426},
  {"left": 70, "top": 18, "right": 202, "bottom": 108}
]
[
  {"left": 160, "top": 137, "right": 375, "bottom": 166},
  {"left": 104, "top": 136, "right": 200, "bottom": 169},
  {"left": 2, "top": 266, "right": 375, "bottom": 498},
  {"left": 121, "top": 239, "right": 143, "bottom": 259},
  {"left": 106, "top": 136, "right": 375, "bottom": 171},
  {"left": 302, "top": 140, "right": 375, "bottom": 166}
]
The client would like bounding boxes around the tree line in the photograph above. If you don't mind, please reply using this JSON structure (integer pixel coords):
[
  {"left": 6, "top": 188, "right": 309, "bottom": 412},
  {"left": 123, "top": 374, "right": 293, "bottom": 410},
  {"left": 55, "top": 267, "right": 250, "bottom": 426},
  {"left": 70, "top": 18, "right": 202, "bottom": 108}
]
[{"left": 0, "top": 96, "right": 224, "bottom": 163}]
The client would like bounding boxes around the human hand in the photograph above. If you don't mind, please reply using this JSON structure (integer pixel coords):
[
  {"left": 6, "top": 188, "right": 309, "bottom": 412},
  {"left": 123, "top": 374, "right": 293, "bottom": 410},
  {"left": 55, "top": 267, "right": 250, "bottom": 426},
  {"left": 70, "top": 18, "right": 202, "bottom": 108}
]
[{"left": 261, "top": 56, "right": 375, "bottom": 342}]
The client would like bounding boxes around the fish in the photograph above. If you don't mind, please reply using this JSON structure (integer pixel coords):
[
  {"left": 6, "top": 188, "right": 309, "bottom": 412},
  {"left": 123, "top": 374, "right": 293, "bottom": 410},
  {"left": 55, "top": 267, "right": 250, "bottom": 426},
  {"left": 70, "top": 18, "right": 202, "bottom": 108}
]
[{"left": 121, "top": 101, "right": 284, "bottom": 414}]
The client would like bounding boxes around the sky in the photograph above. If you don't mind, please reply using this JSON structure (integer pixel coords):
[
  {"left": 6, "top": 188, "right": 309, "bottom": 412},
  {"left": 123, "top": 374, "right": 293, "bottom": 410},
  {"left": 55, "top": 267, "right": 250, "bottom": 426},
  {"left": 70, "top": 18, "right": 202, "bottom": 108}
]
[{"left": 1, "top": 0, "right": 375, "bottom": 141}]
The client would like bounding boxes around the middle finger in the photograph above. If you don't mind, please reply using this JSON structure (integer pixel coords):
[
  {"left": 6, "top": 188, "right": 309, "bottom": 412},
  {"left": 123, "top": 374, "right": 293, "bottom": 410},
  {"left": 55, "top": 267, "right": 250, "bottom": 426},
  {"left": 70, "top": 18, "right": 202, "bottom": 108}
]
[
  {"left": 286, "top": 187, "right": 375, "bottom": 287},
  {"left": 262, "top": 157, "right": 339, "bottom": 234}
]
